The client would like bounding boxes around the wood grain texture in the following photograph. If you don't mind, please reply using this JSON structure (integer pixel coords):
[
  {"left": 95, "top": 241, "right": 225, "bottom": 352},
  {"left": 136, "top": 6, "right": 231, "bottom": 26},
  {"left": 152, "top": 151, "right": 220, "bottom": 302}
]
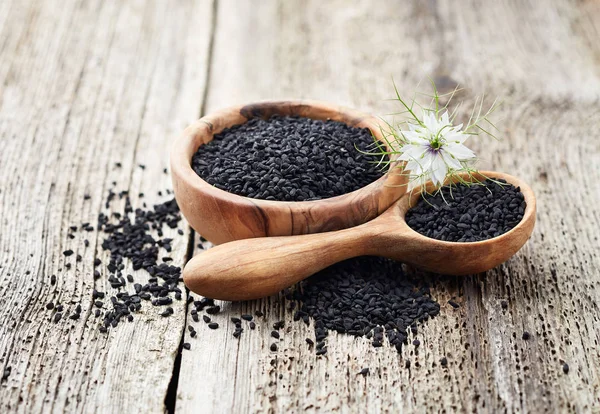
[
  {"left": 0, "top": 0, "right": 599, "bottom": 413},
  {"left": 176, "top": 0, "right": 600, "bottom": 413},
  {"left": 0, "top": 0, "right": 212, "bottom": 412},
  {"left": 170, "top": 100, "right": 406, "bottom": 245},
  {"left": 183, "top": 171, "right": 535, "bottom": 300}
]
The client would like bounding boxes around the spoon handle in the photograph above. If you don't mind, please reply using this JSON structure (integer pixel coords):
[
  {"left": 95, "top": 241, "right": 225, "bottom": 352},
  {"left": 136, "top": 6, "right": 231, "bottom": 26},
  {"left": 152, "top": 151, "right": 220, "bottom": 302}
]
[{"left": 183, "top": 224, "right": 376, "bottom": 301}]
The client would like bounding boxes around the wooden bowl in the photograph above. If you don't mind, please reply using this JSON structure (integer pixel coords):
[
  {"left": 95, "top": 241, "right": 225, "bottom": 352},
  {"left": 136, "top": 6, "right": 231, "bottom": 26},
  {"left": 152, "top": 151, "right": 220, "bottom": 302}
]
[{"left": 170, "top": 100, "right": 407, "bottom": 244}]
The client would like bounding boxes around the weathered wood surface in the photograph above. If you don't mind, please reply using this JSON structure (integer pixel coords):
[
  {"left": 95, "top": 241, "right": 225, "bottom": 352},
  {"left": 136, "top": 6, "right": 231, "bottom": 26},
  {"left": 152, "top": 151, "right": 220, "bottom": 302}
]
[
  {"left": 1, "top": 0, "right": 600, "bottom": 413},
  {"left": 0, "top": 0, "right": 212, "bottom": 412}
]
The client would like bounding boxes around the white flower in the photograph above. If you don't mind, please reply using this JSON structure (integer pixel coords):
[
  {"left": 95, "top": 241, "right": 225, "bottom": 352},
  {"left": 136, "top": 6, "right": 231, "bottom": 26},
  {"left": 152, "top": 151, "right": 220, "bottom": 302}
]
[{"left": 398, "top": 111, "right": 476, "bottom": 189}]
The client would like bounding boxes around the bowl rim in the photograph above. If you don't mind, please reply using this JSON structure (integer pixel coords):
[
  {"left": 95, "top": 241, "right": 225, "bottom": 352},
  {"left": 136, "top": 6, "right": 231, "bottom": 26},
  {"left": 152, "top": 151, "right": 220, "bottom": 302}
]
[{"left": 170, "top": 99, "right": 405, "bottom": 209}]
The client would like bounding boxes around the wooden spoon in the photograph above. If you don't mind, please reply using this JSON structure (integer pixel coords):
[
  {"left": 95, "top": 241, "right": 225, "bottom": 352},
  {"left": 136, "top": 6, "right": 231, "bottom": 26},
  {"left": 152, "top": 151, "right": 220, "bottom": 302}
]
[{"left": 183, "top": 171, "right": 536, "bottom": 301}]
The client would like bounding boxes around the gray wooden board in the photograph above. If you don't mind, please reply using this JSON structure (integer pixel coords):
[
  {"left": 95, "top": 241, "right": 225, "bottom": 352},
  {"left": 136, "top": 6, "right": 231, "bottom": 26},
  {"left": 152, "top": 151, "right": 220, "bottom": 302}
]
[
  {"left": 1, "top": 0, "right": 599, "bottom": 413},
  {"left": 176, "top": 1, "right": 600, "bottom": 413},
  {"left": 0, "top": 0, "right": 212, "bottom": 412}
]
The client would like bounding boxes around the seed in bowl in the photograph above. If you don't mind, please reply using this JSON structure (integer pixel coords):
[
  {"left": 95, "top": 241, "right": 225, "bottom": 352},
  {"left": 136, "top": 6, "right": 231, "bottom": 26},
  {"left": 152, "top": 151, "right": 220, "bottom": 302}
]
[{"left": 191, "top": 115, "right": 385, "bottom": 201}]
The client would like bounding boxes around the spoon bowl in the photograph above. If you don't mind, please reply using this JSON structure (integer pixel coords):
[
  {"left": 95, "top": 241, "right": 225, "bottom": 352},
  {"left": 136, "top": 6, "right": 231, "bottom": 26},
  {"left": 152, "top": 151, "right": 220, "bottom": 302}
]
[{"left": 183, "top": 171, "right": 536, "bottom": 301}]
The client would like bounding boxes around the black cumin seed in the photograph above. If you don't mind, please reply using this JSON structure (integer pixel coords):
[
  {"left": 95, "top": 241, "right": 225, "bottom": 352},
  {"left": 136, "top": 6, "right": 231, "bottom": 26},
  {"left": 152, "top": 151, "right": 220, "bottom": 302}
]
[
  {"left": 241, "top": 314, "right": 253, "bottom": 321},
  {"left": 448, "top": 300, "right": 460, "bottom": 309},
  {"left": 255, "top": 310, "right": 264, "bottom": 317},
  {"left": 203, "top": 315, "right": 211, "bottom": 323},
  {"left": 53, "top": 313, "right": 62, "bottom": 323},
  {"left": 191, "top": 116, "right": 384, "bottom": 202},
  {"left": 231, "top": 317, "right": 241, "bottom": 324},
  {"left": 205, "top": 306, "right": 220, "bottom": 315},
  {"left": 562, "top": 363, "right": 569, "bottom": 374},
  {"left": 50, "top": 275, "right": 56, "bottom": 285},
  {"left": 292, "top": 256, "right": 439, "bottom": 354},
  {"left": 413, "top": 339, "right": 420, "bottom": 347},
  {"left": 440, "top": 357, "right": 448, "bottom": 367},
  {"left": 183, "top": 342, "right": 191, "bottom": 350},
  {"left": 405, "top": 179, "right": 526, "bottom": 242},
  {"left": 501, "top": 300, "right": 508, "bottom": 309},
  {"left": 270, "top": 343, "right": 278, "bottom": 352},
  {"left": 305, "top": 338, "right": 314, "bottom": 346},
  {"left": 358, "top": 368, "right": 369, "bottom": 377},
  {"left": 63, "top": 249, "right": 74, "bottom": 257},
  {"left": 208, "top": 322, "right": 219, "bottom": 329},
  {"left": 522, "top": 331, "right": 531, "bottom": 340},
  {"left": 46, "top": 302, "right": 54, "bottom": 310},
  {"left": 271, "top": 331, "right": 280, "bottom": 339},
  {"left": 249, "top": 321, "right": 256, "bottom": 330}
]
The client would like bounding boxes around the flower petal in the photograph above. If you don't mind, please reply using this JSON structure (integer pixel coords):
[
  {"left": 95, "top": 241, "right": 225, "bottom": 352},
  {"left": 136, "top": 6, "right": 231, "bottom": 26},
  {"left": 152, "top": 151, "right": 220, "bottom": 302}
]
[
  {"left": 399, "top": 143, "right": 427, "bottom": 160},
  {"left": 430, "top": 154, "right": 448, "bottom": 185},
  {"left": 440, "top": 149, "right": 463, "bottom": 170},
  {"left": 444, "top": 142, "right": 476, "bottom": 160},
  {"left": 441, "top": 111, "right": 449, "bottom": 125}
]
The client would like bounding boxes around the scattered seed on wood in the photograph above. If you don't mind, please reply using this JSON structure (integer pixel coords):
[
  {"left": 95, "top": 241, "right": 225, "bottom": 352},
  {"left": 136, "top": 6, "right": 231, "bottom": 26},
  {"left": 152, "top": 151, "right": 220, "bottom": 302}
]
[
  {"left": 448, "top": 300, "right": 460, "bottom": 309},
  {"left": 316, "top": 348, "right": 327, "bottom": 356},
  {"left": 191, "top": 116, "right": 385, "bottom": 202},
  {"left": 206, "top": 306, "right": 220, "bottom": 315},
  {"left": 46, "top": 302, "right": 54, "bottom": 310},
  {"left": 563, "top": 363, "right": 569, "bottom": 374},
  {"left": 255, "top": 310, "right": 264, "bottom": 317},
  {"left": 501, "top": 300, "right": 508, "bottom": 309},
  {"left": 183, "top": 342, "right": 191, "bottom": 350},
  {"left": 358, "top": 368, "right": 369, "bottom": 377},
  {"left": 522, "top": 331, "right": 531, "bottom": 340},
  {"left": 249, "top": 321, "right": 256, "bottom": 330},
  {"left": 241, "top": 314, "right": 253, "bottom": 321},
  {"left": 1, "top": 367, "right": 11, "bottom": 382},
  {"left": 270, "top": 343, "right": 278, "bottom": 352},
  {"left": 203, "top": 315, "right": 211, "bottom": 323},
  {"left": 291, "top": 256, "right": 439, "bottom": 354},
  {"left": 271, "top": 330, "right": 280, "bottom": 339},
  {"left": 208, "top": 322, "right": 219, "bottom": 329},
  {"left": 440, "top": 357, "right": 448, "bottom": 367},
  {"left": 63, "top": 250, "right": 74, "bottom": 257}
]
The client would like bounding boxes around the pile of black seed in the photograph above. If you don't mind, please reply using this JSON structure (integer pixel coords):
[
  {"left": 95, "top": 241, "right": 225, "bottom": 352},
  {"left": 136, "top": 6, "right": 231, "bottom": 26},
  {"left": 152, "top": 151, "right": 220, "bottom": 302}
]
[
  {"left": 288, "top": 256, "right": 441, "bottom": 354},
  {"left": 61, "top": 181, "right": 185, "bottom": 331},
  {"left": 191, "top": 116, "right": 385, "bottom": 201},
  {"left": 93, "top": 195, "right": 184, "bottom": 330},
  {"left": 405, "top": 179, "right": 526, "bottom": 242}
]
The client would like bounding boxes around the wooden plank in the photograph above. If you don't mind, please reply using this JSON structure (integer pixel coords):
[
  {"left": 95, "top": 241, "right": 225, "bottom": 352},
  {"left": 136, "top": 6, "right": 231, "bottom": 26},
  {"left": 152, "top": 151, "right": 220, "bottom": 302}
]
[
  {"left": 175, "top": 0, "right": 600, "bottom": 413},
  {"left": 0, "top": 0, "right": 213, "bottom": 412}
]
